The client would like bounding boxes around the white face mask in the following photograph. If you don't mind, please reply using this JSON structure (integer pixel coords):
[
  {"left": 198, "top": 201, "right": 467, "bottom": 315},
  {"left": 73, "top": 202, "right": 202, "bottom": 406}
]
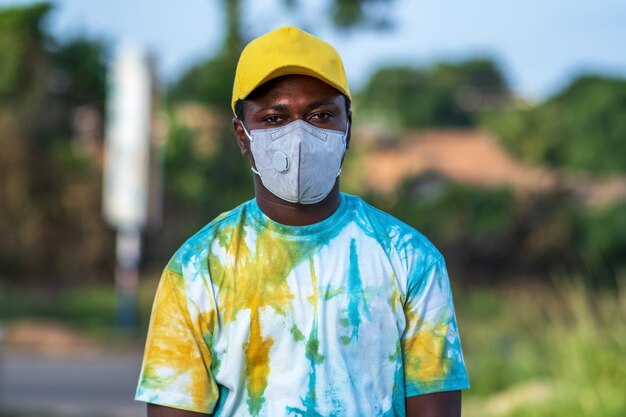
[{"left": 241, "top": 119, "right": 349, "bottom": 204}]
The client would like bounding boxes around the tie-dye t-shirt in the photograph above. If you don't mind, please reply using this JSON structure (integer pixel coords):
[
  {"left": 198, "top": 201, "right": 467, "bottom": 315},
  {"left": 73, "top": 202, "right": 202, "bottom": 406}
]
[{"left": 135, "top": 193, "right": 469, "bottom": 416}]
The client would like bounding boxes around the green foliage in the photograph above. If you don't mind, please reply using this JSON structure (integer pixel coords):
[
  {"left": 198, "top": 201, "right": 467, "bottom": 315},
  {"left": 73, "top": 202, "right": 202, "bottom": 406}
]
[
  {"left": 157, "top": 104, "right": 254, "bottom": 249},
  {"left": 330, "top": 0, "right": 395, "bottom": 29},
  {"left": 0, "top": 287, "right": 116, "bottom": 332},
  {"left": 576, "top": 201, "right": 626, "bottom": 282},
  {"left": 481, "top": 75, "right": 626, "bottom": 174},
  {"left": 387, "top": 179, "right": 517, "bottom": 240},
  {"left": 164, "top": 111, "right": 252, "bottom": 208},
  {"left": 51, "top": 37, "right": 108, "bottom": 107},
  {"left": 461, "top": 281, "right": 626, "bottom": 417},
  {"left": 367, "top": 178, "right": 531, "bottom": 282},
  {"left": 0, "top": 2, "right": 50, "bottom": 96},
  {"left": 371, "top": 174, "right": 625, "bottom": 286},
  {"left": 458, "top": 288, "right": 548, "bottom": 397},
  {"left": 0, "top": 3, "right": 113, "bottom": 285},
  {"left": 170, "top": 53, "right": 237, "bottom": 110},
  {"left": 357, "top": 58, "right": 509, "bottom": 129}
]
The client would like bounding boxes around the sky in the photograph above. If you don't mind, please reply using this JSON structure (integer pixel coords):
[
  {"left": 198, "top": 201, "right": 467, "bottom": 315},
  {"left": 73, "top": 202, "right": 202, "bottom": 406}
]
[{"left": 2, "top": 0, "right": 626, "bottom": 100}]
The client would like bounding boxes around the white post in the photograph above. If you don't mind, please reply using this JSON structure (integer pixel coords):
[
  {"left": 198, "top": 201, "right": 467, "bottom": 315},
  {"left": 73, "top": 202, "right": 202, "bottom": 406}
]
[
  {"left": 103, "top": 45, "right": 154, "bottom": 331},
  {"left": 114, "top": 230, "right": 141, "bottom": 330}
]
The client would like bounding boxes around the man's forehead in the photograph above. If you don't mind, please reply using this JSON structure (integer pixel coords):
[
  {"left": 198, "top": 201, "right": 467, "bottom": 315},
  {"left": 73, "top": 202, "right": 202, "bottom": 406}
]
[{"left": 247, "top": 74, "right": 344, "bottom": 101}]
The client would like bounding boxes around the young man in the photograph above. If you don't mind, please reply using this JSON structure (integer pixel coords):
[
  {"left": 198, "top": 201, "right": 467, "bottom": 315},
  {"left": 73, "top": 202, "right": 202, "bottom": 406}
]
[{"left": 136, "top": 26, "right": 469, "bottom": 417}]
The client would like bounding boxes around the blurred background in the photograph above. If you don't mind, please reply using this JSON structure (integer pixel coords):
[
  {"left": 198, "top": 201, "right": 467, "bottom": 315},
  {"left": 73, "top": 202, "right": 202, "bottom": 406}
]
[{"left": 0, "top": 0, "right": 625, "bottom": 416}]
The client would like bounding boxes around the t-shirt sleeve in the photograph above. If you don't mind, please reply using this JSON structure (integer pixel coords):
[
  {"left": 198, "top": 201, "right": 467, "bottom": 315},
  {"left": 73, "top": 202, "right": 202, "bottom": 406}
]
[
  {"left": 135, "top": 265, "right": 219, "bottom": 413},
  {"left": 401, "top": 255, "right": 470, "bottom": 397}
]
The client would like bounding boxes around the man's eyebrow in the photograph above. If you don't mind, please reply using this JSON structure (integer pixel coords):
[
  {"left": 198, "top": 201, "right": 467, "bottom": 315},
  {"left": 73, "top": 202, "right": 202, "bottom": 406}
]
[
  {"left": 258, "top": 104, "right": 290, "bottom": 113},
  {"left": 304, "top": 99, "right": 341, "bottom": 112},
  {"left": 256, "top": 99, "right": 341, "bottom": 114}
]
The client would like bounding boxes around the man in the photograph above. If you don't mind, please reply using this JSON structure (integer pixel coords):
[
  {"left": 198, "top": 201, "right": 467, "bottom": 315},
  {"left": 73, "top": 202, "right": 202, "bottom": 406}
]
[{"left": 136, "top": 26, "right": 469, "bottom": 417}]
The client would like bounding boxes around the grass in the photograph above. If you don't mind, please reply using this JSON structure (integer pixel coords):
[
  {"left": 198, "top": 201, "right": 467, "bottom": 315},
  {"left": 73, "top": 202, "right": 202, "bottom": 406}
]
[
  {"left": 1, "top": 277, "right": 624, "bottom": 416},
  {"left": 458, "top": 279, "right": 626, "bottom": 417},
  {"left": 0, "top": 274, "right": 160, "bottom": 340}
]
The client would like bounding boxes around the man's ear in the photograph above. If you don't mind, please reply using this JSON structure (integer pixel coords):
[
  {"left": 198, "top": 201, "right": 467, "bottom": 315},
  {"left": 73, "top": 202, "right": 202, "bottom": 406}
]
[{"left": 233, "top": 118, "right": 250, "bottom": 156}]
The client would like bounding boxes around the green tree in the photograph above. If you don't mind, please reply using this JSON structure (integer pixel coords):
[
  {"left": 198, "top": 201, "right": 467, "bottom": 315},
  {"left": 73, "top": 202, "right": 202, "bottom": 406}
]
[
  {"left": 357, "top": 58, "right": 510, "bottom": 129},
  {"left": 0, "top": 3, "right": 50, "bottom": 95},
  {"left": 0, "top": 3, "right": 112, "bottom": 285},
  {"left": 481, "top": 75, "right": 626, "bottom": 174}
]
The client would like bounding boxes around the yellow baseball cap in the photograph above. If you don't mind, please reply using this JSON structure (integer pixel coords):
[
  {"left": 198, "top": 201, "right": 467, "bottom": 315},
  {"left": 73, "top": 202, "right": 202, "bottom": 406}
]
[{"left": 231, "top": 26, "right": 351, "bottom": 114}]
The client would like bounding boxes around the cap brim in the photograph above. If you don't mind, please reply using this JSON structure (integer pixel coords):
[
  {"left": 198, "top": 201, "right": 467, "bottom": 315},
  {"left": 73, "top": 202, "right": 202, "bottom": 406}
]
[{"left": 237, "top": 65, "right": 350, "bottom": 104}]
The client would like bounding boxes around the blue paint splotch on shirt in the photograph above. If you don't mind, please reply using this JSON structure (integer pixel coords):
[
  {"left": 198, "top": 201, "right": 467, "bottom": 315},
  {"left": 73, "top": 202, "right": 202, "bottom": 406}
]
[{"left": 346, "top": 238, "right": 370, "bottom": 341}]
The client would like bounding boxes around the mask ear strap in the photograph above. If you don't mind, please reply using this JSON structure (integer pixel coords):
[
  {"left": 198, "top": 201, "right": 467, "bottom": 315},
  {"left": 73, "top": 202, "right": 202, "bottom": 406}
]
[
  {"left": 240, "top": 120, "right": 253, "bottom": 141},
  {"left": 336, "top": 122, "right": 350, "bottom": 178},
  {"left": 240, "top": 120, "right": 260, "bottom": 176}
]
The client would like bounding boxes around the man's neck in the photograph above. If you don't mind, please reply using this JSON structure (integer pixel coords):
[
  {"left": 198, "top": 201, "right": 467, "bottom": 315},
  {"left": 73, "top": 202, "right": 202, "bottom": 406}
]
[{"left": 254, "top": 180, "right": 341, "bottom": 226}]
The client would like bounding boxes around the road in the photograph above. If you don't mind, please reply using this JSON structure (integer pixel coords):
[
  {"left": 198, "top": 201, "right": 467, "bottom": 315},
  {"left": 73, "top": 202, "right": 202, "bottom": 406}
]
[{"left": 0, "top": 351, "right": 146, "bottom": 417}]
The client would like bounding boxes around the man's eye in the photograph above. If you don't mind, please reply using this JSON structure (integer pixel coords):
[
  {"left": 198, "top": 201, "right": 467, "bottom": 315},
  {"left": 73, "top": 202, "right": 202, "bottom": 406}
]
[
  {"left": 311, "top": 112, "right": 332, "bottom": 121},
  {"left": 263, "top": 115, "right": 283, "bottom": 124}
]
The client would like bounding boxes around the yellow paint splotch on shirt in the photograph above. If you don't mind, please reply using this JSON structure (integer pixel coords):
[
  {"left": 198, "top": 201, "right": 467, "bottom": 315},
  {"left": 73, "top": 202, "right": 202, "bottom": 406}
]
[{"left": 139, "top": 269, "right": 218, "bottom": 411}]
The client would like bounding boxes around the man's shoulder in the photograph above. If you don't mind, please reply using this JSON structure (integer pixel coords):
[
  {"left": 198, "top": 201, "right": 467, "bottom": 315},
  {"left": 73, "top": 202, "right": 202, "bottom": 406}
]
[
  {"left": 166, "top": 199, "right": 253, "bottom": 273},
  {"left": 346, "top": 193, "right": 442, "bottom": 260},
  {"left": 345, "top": 193, "right": 412, "bottom": 230}
]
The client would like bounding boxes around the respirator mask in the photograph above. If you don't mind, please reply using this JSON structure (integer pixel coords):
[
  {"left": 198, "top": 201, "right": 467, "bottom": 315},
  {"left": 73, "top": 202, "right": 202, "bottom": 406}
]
[{"left": 241, "top": 119, "right": 349, "bottom": 204}]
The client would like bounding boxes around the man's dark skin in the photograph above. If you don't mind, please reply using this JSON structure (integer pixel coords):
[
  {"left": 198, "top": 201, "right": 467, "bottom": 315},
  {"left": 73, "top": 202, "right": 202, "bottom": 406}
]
[{"left": 147, "top": 75, "right": 462, "bottom": 417}]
